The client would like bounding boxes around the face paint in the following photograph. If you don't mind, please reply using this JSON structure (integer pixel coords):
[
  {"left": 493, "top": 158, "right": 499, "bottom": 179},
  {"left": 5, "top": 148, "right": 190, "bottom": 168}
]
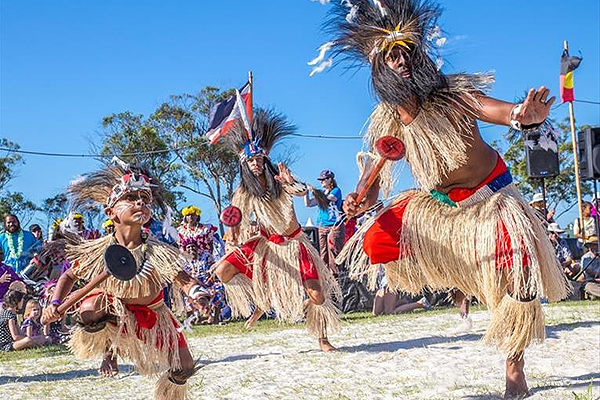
[{"left": 112, "top": 202, "right": 134, "bottom": 220}]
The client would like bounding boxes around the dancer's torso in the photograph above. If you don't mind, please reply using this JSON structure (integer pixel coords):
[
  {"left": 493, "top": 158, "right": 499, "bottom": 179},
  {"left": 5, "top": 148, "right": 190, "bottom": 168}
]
[{"left": 398, "top": 107, "right": 498, "bottom": 194}]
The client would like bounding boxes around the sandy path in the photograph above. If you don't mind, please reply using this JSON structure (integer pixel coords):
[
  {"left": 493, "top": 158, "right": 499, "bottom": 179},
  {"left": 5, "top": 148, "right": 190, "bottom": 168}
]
[{"left": 1, "top": 302, "right": 598, "bottom": 400}]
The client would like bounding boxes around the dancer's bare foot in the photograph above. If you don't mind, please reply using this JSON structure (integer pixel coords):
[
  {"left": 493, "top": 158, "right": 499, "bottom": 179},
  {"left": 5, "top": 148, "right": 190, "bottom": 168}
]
[
  {"left": 504, "top": 356, "right": 529, "bottom": 399},
  {"left": 319, "top": 337, "right": 338, "bottom": 352},
  {"left": 99, "top": 352, "right": 118, "bottom": 377},
  {"left": 244, "top": 309, "right": 264, "bottom": 330}
]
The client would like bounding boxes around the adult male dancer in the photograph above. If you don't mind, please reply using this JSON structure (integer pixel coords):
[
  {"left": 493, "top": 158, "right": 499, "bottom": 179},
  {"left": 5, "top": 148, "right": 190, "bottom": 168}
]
[
  {"left": 317, "top": 0, "right": 570, "bottom": 397},
  {"left": 213, "top": 108, "right": 341, "bottom": 352},
  {"left": 43, "top": 164, "right": 203, "bottom": 400}
]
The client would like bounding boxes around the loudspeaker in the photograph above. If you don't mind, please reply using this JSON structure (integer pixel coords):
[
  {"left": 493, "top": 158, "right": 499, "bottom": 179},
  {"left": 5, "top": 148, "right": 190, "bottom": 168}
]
[
  {"left": 577, "top": 127, "right": 600, "bottom": 180},
  {"left": 525, "top": 132, "right": 559, "bottom": 178},
  {"left": 301, "top": 226, "right": 319, "bottom": 252}
]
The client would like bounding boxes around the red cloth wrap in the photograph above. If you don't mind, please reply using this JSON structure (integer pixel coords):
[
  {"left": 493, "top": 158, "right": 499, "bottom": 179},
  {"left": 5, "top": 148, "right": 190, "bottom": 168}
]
[
  {"left": 363, "top": 155, "right": 528, "bottom": 270},
  {"left": 80, "top": 291, "right": 186, "bottom": 348},
  {"left": 225, "top": 227, "right": 319, "bottom": 282}
]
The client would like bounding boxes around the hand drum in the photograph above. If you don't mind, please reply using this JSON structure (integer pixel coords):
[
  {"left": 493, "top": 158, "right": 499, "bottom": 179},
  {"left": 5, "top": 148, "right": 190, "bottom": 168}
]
[
  {"left": 220, "top": 205, "right": 242, "bottom": 227},
  {"left": 104, "top": 244, "right": 137, "bottom": 281},
  {"left": 375, "top": 136, "right": 405, "bottom": 161}
]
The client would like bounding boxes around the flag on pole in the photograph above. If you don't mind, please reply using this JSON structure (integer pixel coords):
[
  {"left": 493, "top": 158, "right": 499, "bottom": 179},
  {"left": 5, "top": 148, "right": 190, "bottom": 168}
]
[
  {"left": 205, "top": 82, "right": 252, "bottom": 144},
  {"left": 559, "top": 49, "right": 582, "bottom": 103}
]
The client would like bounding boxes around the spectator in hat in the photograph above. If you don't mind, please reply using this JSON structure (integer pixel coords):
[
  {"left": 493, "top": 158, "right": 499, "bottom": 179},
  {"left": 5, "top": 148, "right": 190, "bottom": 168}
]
[
  {"left": 529, "top": 193, "right": 555, "bottom": 223},
  {"left": 574, "top": 202, "right": 597, "bottom": 244},
  {"left": 580, "top": 236, "right": 600, "bottom": 298},
  {"left": 304, "top": 170, "right": 345, "bottom": 275},
  {"left": 547, "top": 223, "right": 572, "bottom": 268}
]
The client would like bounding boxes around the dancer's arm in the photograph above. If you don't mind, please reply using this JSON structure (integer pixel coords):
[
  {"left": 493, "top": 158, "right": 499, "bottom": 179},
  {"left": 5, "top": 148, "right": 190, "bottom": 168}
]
[
  {"left": 42, "top": 268, "right": 77, "bottom": 323},
  {"left": 344, "top": 167, "right": 381, "bottom": 217},
  {"left": 474, "top": 86, "right": 554, "bottom": 127}
]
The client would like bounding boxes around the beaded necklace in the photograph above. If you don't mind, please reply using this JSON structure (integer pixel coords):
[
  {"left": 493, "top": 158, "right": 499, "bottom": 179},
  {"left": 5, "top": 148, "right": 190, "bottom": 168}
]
[{"left": 6, "top": 230, "right": 24, "bottom": 259}]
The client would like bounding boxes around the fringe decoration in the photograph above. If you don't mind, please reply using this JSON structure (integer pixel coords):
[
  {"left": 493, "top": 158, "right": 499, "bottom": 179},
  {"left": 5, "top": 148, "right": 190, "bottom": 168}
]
[
  {"left": 221, "top": 233, "right": 341, "bottom": 331},
  {"left": 484, "top": 294, "right": 545, "bottom": 359},
  {"left": 339, "top": 186, "right": 570, "bottom": 309},
  {"left": 67, "top": 235, "right": 187, "bottom": 299},
  {"left": 155, "top": 371, "right": 188, "bottom": 400},
  {"left": 68, "top": 300, "right": 183, "bottom": 377},
  {"left": 68, "top": 323, "right": 118, "bottom": 360},
  {"left": 230, "top": 188, "right": 298, "bottom": 244},
  {"left": 223, "top": 274, "right": 255, "bottom": 318},
  {"left": 305, "top": 299, "right": 341, "bottom": 338},
  {"left": 366, "top": 73, "right": 496, "bottom": 192}
]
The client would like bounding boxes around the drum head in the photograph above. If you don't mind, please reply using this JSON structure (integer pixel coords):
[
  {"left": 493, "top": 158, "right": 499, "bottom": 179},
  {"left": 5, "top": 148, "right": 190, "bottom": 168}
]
[
  {"left": 375, "top": 136, "right": 405, "bottom": 161},
  {"left": 104, "top": 244, "right": 137, "bottom": 281},
  {"left": 220, "top": 205, "right": 242, "bottom": 227}
]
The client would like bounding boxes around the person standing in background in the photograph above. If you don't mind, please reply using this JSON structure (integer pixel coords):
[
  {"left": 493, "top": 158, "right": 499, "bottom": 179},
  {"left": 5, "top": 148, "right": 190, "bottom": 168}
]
[{"left": 305, "top": 170, "right": 345, "bottom": 275}]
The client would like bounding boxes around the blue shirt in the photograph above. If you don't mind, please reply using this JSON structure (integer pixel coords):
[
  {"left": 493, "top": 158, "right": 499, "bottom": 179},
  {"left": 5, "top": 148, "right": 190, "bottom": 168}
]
[
  {"left": 316, "top": 187, "right": 343, "bottom": 227},
  {"left": 0, "top": 230, "right": 40, "bottom": 274}
]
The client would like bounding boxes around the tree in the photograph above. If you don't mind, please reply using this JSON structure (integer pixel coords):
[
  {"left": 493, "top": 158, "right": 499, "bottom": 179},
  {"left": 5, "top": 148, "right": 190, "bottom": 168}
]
[
  {"left": 0, "top": 192, "right": 38, "bottom": 226},
  {"left": 0, "top": 139, "right": 23, "bottom": 190},
  {"left": 0, "top": 139, "right": 37, "bottom": 226},
  {"left": 95, "top": 111, "right": 185, "bottom": 211},
  {"left": 499, "top": 117, "right": 592, "bottom": 219},
  {"left": 164, "top": 87, "right": 240, "bottom": 235},
  {"left": 39, "top": 193, "right": 69, "bottom": 232}
]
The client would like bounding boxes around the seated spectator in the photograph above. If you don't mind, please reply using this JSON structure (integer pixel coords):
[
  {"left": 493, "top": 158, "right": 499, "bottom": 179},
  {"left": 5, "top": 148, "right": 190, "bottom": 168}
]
[
  {"left": 529, "top": 193, "right": 555, "bottom": 222},
  {"left": 372, "top": 287, "right": 429, "bottom": 316},
  {"left": 547, "top": 223, "right": 575, "bottom": 274},
  {"left": 581, "top": 236, "right": 600, "bottom": 298},
  {"left": 22, "top": 300, "right": 44, "bottom": 338},
  {"left": 574, "top": 202, "right": 597, "bottom": 245},
  {"left": 0, "top": 288, "right": 48, "bottom": 351},
  {"left": 0, "top": 261, "right": 22, "bottom": 304},
  {"left": 181, "top": 237, "right": 230, "bottom": 324},
  {"left": 372, "top": 269, "right": 429, "bottom": 315}
]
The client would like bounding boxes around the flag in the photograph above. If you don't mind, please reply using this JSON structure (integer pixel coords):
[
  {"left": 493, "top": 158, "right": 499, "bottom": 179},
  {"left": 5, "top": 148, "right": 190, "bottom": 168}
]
[
  {"left": 559, "top": 49, "right": 582, "bottom": 103},
  {"left": 205, "top": 82, "right": 252, "bottom": 144}
]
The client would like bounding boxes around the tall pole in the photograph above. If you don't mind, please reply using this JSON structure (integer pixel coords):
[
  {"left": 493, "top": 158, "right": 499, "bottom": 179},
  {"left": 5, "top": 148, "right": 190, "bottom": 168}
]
[
  {"left": 565, "top": 40, "right": 585, "bottom": 239},
  {"left": 248, "top": 71, "right": 253, "bottom": 124}
]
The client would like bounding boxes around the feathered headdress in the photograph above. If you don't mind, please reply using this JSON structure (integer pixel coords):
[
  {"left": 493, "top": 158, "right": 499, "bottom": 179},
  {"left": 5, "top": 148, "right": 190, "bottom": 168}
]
[
  {"left": 68, "top": 162, "right": 167, "bottom": 212},
  {"left": 212, "top": 107, "right": 296, "bottom": 161},
  {"left": 212, "top": 107, "right": 296, "bottom": 199},
  {"left": 318, "top": 0, "right": 447, "bottom": 107}
]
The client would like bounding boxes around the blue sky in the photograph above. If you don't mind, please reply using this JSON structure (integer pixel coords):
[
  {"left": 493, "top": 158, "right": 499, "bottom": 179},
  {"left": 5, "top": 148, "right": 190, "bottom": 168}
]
[{"left": 1, "top": 0, "right": 599, "bottom": 230}]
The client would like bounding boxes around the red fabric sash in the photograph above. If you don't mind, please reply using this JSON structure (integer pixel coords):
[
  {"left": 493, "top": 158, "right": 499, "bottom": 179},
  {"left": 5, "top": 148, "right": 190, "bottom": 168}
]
[{"left": 124, "top": 292, "right": 164, "bottom": 330}]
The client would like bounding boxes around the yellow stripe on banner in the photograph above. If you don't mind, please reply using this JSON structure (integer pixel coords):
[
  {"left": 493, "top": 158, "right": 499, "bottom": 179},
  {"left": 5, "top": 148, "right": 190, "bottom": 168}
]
[{"left": 564, "top": 71, "right": 574, "bottom": 89}]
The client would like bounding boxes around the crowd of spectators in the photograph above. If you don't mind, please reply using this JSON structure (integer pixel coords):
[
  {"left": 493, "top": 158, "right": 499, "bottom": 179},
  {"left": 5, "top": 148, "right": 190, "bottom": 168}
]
[{"left": 1, "top": 180, "right": 598, "bottom": 354}]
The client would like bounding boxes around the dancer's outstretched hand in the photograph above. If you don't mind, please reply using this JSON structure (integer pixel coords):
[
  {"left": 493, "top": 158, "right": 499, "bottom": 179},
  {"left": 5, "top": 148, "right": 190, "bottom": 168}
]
[
  {"left": 275, "top": 163, "right": 294, "bottom": 185},
  {"left": 514, "top": 86, "right": 555, "bottom": 126}
]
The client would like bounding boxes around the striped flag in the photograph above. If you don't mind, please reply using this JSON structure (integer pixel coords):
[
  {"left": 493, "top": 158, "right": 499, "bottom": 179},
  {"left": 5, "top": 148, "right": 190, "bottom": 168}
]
[
  {"left": 559, "top": 49, "right": 582, "bottom": 103},
  {"left": 205, "top": 82, "right": 252, "bottom": 144}
]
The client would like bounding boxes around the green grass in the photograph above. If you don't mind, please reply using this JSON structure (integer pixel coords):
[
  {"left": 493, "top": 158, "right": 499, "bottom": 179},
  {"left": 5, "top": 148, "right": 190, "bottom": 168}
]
[{"left": 0, "top": 344, "right": 69, "bottom": 363}]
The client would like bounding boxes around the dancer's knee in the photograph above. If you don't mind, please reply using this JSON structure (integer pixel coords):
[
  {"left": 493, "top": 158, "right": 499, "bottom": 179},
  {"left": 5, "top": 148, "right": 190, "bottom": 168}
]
[
  {"left": 78, "top": 296, "right": 107, "bottom": 325},
  {"left": 304, "top": 279, "right": 325, "bottom": 305},
  {"left": 215, "top": 261, "right": 238, "bottom": 283}
]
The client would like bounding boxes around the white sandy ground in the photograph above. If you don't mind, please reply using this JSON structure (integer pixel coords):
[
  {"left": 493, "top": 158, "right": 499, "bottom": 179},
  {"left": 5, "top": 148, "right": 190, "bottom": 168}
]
[{"left": 0, "top": 302, "right": 598, "bottom": 400}]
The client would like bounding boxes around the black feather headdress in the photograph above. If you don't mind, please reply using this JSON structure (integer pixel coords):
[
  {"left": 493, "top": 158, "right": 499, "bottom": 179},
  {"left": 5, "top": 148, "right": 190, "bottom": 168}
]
[
  {"left": 234, "top": 108, "right": 296, "bottom": 199},
  {"left": 323, "top": 0, "right": 447, "bottom": 108}
]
